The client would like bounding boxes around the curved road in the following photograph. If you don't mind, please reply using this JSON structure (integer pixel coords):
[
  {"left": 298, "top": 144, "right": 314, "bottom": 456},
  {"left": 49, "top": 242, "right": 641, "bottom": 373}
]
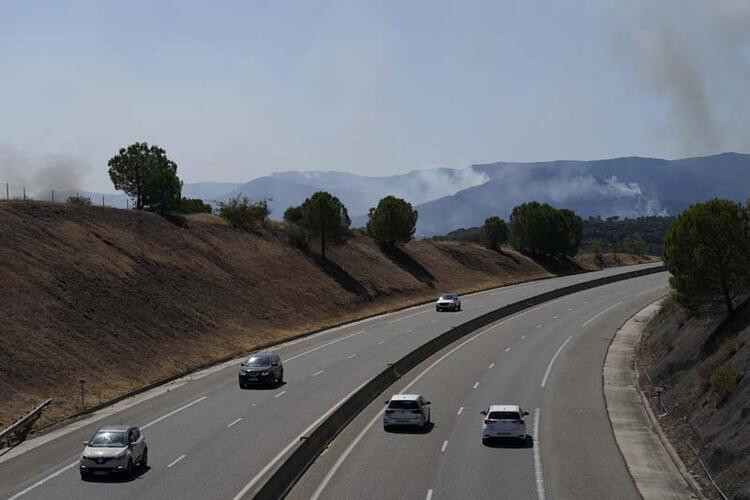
[
  {"left": 0, "top": 264, "right": 665, "bottom": 500},
  {"left": 290, "top": 272, "right": 669, "bottom": 500}
]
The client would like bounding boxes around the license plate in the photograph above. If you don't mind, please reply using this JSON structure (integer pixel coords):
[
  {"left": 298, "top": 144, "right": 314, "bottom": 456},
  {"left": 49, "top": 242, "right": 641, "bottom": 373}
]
[
  {"left": 248, "top": 378, "right": 258, "bottom": 381},
  {"left": 93, "top": 471, "right": 108, "bottom": 476}
]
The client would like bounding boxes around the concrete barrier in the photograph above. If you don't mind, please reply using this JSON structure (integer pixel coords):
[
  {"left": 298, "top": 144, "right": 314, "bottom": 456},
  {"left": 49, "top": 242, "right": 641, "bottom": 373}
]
[{"left": 253, "top": 265, "right": 667, "bottom": 499}]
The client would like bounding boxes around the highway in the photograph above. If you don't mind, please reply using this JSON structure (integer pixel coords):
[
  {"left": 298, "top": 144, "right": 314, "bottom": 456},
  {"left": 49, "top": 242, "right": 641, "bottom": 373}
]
[
  {"left": 290, "top": 271, "right": 669, "bottom": 500},
  {"left": 0, "top": 264, "right": 665, "bottom": 500}
]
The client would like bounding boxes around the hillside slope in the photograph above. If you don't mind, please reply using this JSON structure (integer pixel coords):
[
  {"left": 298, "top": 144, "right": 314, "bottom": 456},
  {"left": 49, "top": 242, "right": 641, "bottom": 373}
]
[{"left": 1, "top": 202, "right": 561, "bottom": 428}]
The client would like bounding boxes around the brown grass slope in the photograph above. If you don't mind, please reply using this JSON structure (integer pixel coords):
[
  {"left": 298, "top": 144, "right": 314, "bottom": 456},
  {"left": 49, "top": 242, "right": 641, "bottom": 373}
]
[{"left": 1, "top": 202, "right": 564, "bottom": 428}]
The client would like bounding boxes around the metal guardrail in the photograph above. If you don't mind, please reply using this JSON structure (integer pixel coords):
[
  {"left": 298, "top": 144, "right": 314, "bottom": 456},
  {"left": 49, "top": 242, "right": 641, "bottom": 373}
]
[{"left": 0, "top": 399, "right": 52, "bottom": 449}]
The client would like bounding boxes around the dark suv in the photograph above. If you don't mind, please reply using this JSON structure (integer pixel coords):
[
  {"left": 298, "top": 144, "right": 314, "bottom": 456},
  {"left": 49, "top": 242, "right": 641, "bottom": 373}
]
[{"left": 239, "top": 353, "right": 284, "bottom": 388}]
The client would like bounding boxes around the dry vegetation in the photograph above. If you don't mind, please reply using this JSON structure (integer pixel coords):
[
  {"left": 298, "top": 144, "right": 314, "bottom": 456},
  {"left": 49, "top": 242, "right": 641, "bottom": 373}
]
[{"left": 0, "top": 202, "right": 646, "bottom": 432}]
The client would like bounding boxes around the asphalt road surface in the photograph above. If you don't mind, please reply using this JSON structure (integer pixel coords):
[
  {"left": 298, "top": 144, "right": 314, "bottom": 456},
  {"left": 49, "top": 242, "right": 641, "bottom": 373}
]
[
  {"left": 289, "top": 272, "right": 669, "bottom": 500},
  {"left": 0, "top": 264, "right": 665, "bottom": 500}
]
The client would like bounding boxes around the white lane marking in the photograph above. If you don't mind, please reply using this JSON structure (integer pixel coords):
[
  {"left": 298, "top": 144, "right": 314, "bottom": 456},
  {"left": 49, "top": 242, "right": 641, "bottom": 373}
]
[
  {"left": 457, "top": 406, "right": 464, "bottom": 416},
  {"left": 521, "top": 334, "right": 526, "bottom": 339},
  {"left": 284, "top": 330, "right": 367, "bottom": 362},
  {"left": 227, "top": 418, "right": 243, "bottom": 428},
  {"left": 540, "top": 336, "right": 573, "bottom": 388},
  {"left": 232, "top": 377, "right": 375, "bottom": 500},
  {"left": 552, "top": 315, "right": 559, "bottom": 319},
  {"left": 476, "top": 304, "right": 485, "bottom": 308},
  {"left": 582, "top": 301, "right": 623, "bottom": 328},
  {"left": 309, "top": 297, "right": 571, "bottom": 500},
  {"left": 388, "top": 309, "right": 431, "bottom": 324},
  {"left": 431, "top": 319, "right": 440, "bottom": 324},
  {"left": 405, "top": 328, "right": 415, "bottom": 334},
  {"left": 533, "top": 408, "right": 545, "bottom": 500},
  {"left": 441, "top": 440, "right": 448, "bottom": 452},
  {"left": 472, "top": 382, "right": 479, "bottom": 389},
  {"left": 634, "top": 285, "right": 667, "bottom": 298},
  {"left": 505, "top": 347, "right": 511, "bottom": 353},
  {"left": 347, "top": 353, "right": 357, "bottom": 359},
  {"left": 142, "top": 396, "right": 207, "bottom": 430},
  {"left": 167, "top": 454, "right": 187, "bottom": 468},
  {"left": 312, "top": 370, "right": 324, "bottom": 377},
  {"left": 536, "top": 324, "right": 542, "bottom": 329},
  {"left": 274, "top": 390, "right": 287, "bottom": 399},
  {"left": 377, "top": 340, "right": 386, "bottom": 345},
  {"left": 7, "top": 462, "right": 77, "bottom": 500},
  {"left": 568, "top": 308, "right": 573, "bottom": 311},
  {"left": 426, "top": 489, "right": 434, "bottom": 500},
  {"left": 584, "top": 301, "right": 589, "bottom": 304},
  {"left": 488, "top": 362, "right": 495, "bottom": 369}
]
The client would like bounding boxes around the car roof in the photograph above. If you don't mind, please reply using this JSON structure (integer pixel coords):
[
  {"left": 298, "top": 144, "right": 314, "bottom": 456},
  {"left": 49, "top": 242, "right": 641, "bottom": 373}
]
[
  {"left": 488, "top": 404, "right": 521, "bottom": 412},
  {"left": 96, "top": 425, "right": 131, "bottom": 432},
  {"left": 390, "top": 394, "right": 422, "bottom": 401},
  {"left": 439, "top": 293, "right": 457, "bottom": 296}
]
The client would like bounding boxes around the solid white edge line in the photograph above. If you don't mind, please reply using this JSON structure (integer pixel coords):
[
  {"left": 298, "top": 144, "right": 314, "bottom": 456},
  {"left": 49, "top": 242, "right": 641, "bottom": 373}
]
[
  {"left": 540, "top": 336, "right": 573, "bottom": 388},
  {"left": 388, "top": 309, "right": 431, "bottom": 324},
  {"left": 533, "top": 408, "right": 545, "bottom": 500},
  {"left": 167, "top": 454, "right": 186, "bottom": 468},
  {"left": 426, "top": 488, "right": 434, "bottom": 500},
  {"left": 274, "top": 390, "right": 287, "bottom": 399},
  {"left": 284, "top": 330, "right": 367, "bottom": 363},
  {"left": 228, "top": 418, "right": 243, "bottom": 428},
  {"left": 7, "top": 462, "right": 78, "bottom": 500},
  {"left": 141, "top": 396, "right": 207, "bottom": 430},
  {"left": 310, "top": 299, "right": 568, "bottom": 499},
  {"left": 582, "top": 301, "right": 623, "bottom": 328},
  {"left": 441, "top": 440, "right": 448, "bottom": 453}
]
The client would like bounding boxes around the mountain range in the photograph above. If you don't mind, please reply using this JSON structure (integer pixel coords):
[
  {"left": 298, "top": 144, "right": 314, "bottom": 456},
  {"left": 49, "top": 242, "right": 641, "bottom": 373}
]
[{"left": 188, "top": 152, "right": 750, "bottom": 236}]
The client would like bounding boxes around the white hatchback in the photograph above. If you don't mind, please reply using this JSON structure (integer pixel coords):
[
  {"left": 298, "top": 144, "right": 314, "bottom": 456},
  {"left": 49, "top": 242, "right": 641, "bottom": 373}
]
[
  {"left": 481, "top": 404, "right": 529, "bottom": 443},
  {"left": 383, "top": 394, "right": 431, "bottom": 430}
]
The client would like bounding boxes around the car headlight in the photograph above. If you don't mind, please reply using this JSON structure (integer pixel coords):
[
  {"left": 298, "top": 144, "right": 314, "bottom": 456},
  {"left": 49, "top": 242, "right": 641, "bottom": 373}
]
[
  {"left": 260, "top": 370, "right": 270, "bottom": 375},
  {"left": 240, "top": 370, "right": 246, "bottom": 374}
]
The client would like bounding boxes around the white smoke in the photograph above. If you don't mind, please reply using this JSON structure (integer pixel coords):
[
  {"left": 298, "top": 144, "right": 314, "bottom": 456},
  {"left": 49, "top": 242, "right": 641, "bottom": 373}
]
[{"left": 0, "top": 145, "right": 91, "bottom": 197}]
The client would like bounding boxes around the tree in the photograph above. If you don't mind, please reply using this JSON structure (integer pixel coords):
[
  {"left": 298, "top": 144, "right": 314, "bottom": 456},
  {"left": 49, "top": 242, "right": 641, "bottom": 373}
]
[
  {"left": 295, "top": 191, "right": 350, "bottom": 259},
  {"left": 662, "top": 198, "right": 750, "bottom": 315},
  {"left": 481, "top": 216, "right": 508, "bottom": 251},
  {"left": 510, "top": 202, "right": 582, "bottom": 257},
  {"left": 556, "top": 208, "right": 583, "bottom": 256},
  {"left": 367, "top": 196, "right": 418, "bottom": 248},
  {"left": 283, "top": 205, "right": 305, "bottom": 225},
  {"left": 142, "top": 167, "right": 182, "bottom": 214},
  {"left": 590, "top": 239, "right": 604, "bottom": 266},
  {"left": 108, "top": 142, "right": 179, "bottom": 210},
  {"left": 218, "top": 196, "right": 270, "bottom": 230},
  {"left": 176, "top": 198, "right": 212, "bottom": 214}
]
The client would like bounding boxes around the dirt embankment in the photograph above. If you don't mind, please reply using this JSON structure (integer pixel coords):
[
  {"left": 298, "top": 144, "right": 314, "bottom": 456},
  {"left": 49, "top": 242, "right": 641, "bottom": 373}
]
[
  {"left": 0, "top": 201, "right": 645, "bottom": 431},
  {"left": 638, "top": 298, "right": 750, "bottom": 499},
  {"left": 575, "top": 251, "right": 659, "bottom": 269}
]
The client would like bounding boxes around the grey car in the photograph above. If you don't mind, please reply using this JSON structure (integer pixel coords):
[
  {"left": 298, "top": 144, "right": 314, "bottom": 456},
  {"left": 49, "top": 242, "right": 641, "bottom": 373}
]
[
  {"left": 79, "top": 425, "right": 147, "bottom": 479},
  {"left": 239, "top": 353, "right": 284, "bottom": 388}
]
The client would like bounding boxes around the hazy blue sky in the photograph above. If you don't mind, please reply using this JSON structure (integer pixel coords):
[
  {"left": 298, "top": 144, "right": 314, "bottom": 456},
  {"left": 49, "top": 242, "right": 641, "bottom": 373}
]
[{"left": 1, "top": 0, "right": 749, "bottom": 191}]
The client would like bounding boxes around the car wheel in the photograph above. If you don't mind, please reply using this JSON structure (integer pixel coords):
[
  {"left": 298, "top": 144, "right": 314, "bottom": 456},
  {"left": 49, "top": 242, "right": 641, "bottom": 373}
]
[
  {"left": 279, "top": 371, "right": 284, "bottom": 384},
  {"left": 141, "top": 448, "right": 148, "bottom": 468},
  {"left": 435, "top": 306, "right": 439, "bottom": 312},
  {"left": 239, "top": 381, "right": 246, "bottom": 389},
  {"left": 80, "top": 471, "right": 90, "bottom": 481},
  {"left": 482, "top": 438, "right": 489, "bottom": 446},
  {"left": 126, "top": 459, "right": 134, "bottom": 479}
]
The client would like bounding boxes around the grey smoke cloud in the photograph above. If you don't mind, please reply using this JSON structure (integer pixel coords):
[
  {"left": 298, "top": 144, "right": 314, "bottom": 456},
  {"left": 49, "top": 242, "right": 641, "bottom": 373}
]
[{"left": 0, "top": 145, "right": 90, "bottom": 197}]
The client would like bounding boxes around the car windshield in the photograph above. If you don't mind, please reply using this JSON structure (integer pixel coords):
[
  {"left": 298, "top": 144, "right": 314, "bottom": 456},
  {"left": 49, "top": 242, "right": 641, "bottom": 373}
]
[
  {"left": 88, "top": 431, "right": 128, "bottom": 447},
  {"left": 389, "top": 400, "right": 420, "bottom": 409},
  {"left": 440, "top": 295, "right": 456, "bottom": 300},
  {"left": 488, "top": 411, "right": 521, "bottom": 420},
  {"left": 246, "top": 355, "right": 271, "bottom": 367}
]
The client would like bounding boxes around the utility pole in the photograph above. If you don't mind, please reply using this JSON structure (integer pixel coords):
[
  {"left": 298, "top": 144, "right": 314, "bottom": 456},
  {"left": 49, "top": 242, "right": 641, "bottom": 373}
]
[
  {"left": 51, "top": 190, "right": 55, "bottom": 202},
  {"left": 5, "top": 183, "right": 8, "bottom": 200},
  {"left": 23, "top": 187, "right": 26, "bottom": 201}
]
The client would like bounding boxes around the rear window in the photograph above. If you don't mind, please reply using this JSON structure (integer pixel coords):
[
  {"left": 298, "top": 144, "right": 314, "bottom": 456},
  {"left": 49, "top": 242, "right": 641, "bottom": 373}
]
[
  {"left": 488, "top": 411, "right": 521, "bottom": 420},
  {"left": 388, "top": 400, "right": 420, "bottom": 410}
]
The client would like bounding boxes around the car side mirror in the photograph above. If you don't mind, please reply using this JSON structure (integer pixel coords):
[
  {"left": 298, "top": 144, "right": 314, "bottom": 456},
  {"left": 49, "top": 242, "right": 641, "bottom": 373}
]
[
  {"left": 240, "top": 362, "right": 245, "bottom": 367},
  {"left": 523, "top": 411, "right": 529, "bottom": 416},
  {"left": 272, "top": 362, "right": 279, "bottom": 367},
  {"left": 83, "top": 441, "right": 89, "bottom": 446},
  {"left": 425, "top": 401, "right": 431, "bottom": 405},
  {"left": 480, "top": 410, "right": 487, "bottom": 416}
]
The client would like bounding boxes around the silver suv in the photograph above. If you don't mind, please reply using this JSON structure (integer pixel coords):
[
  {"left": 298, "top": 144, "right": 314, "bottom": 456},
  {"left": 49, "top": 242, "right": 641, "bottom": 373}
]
[
  {"left": 79, "top": 425, "right": 147, "bottom": 479},
  {"left": 436, "top": 293, "right": 461, "bottom": 312},
  {"left": 239, "top": 353, "right": 284, "bottom": 388}
]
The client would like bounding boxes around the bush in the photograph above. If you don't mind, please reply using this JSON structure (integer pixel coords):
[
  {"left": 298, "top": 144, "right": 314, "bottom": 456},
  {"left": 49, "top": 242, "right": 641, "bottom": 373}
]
[
  {"left": 67, "top": 195, "right": 92, "bottom": 206},
  {"left": 481, "top": 216, "right": 508, "bottom": 251},
  {"left": 287, "top": 224, "right": 311, "bottom": 251},
  {"left": 176, "top": 197, "right": 212, "bottom": 214},
  {"left": 218, "top": 196, "right": 269, "bottom": 230},
  {"left": 710, "top": 360, "right": 738, "bottom": 405}
]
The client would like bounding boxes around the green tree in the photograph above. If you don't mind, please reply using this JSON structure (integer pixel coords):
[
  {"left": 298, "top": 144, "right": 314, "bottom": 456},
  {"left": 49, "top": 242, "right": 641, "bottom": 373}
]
[
  {"left": 142, "top": 167, "right": 182, "bottom": 214},
  {"left": 176, "top": 197, "right": 212, "bottom": 214},
  {"left": 366, "top": 196, "right": 418, "bottom": 248},
  {"left": 108, "top": 142, "right": 179, "bottom": 210},
  {"left": 663, "top": 198, "right": 750, "bottom": 315},
  {"left": 218, "top": 196, "right": 270, "bottom": 230},
  {"left": 283, "top": 205, "right": 305, "bottom": 225},
  {"left": 510, "top": 202, "right": 582, "bottom": 257},
  {"left": 590, "top": 239, "right": 604, "bottom": 266},
  {"left": 481, "top": 216, "right": 508, "bottom": 251},
  {"left": 297, "top": 191, "right": 350, "bottom": 259},
  {"left": 557, "top": 208, "right": 583, "bottom": 256}
]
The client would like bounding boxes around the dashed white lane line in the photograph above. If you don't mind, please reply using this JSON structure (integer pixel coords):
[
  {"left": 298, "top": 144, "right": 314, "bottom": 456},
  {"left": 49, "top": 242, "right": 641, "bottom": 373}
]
[
  {"left": 568, "top": 308, "right": 574, "bottom": 311},
  {"left": 7, "top": 462, "right": 78, "bottom": 500},
  {"left": 488, "top": 362, "right": 495, "bottom": 369},
  {"left": 472, "top": 382, "right": 479, "bottom": 389},
  {"left": 377, "top": 340, "right": 386, "bottom": 345},
  {"left": 520, "top": 334, "right": 527, "bottom": 339},
  {"left": 347, "top": 353, "right": 357, "bottom": 359},
  {"left": 582, "top": 301, "right": 623, "bottom": 328},
  {"left": 284, "top": 330, "right": 367, "bottom": 363},
  {"left": 312, "top": 370, "right": 324, "bottom": 377},
  {"left": 536, "top": 324, "right": 542, "bottom": 328},
  {"left": 167, "top": 454, "right": 187, "bottom": 468},
  {"left": 405, "top": 328, "right": 415, "bottom": 334},
  {"left": 540, "top": 335, "right": 573, "bottom": 388},
  {"left": 533, "top": 408, "right": 545, "bottom": 500},
  {"left": 142, "top": 396, "right": 208, "bottom": 430},
  {"left": 274, "top": 390, "right": 287, "bottom": 399},
  {"left": 426, "top": 489, "right": 434, "bottom": 500},
  {"left": 227, "top": 418, "right": 243, "bottom": 428},
  {"left": 505, "top": 347, "right": 511, "bottom": 353},
  {"left": 552, "top": 315, "right": 559, "bottom": 319},
  {"left": 441, "top": 440, "right": 448, "bottom": 453},
  {"left": 388, "top": 309, "right": 431, "bottom": 324},
  {"left": 457, "top": 406, "right": 464, "bottom": 416}
]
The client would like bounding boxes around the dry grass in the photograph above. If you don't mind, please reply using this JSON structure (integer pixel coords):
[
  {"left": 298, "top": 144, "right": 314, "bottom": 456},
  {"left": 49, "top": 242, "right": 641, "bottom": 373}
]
[
  {"left": 576, "top": 252, "right": 660, "bottom": 270},
  {"left": 0, "top": 202, "right": 633, "bottom": 429}
]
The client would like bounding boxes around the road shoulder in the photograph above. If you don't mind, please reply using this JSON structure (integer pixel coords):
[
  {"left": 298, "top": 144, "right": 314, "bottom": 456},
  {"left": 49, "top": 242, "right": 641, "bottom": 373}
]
[{"left": 603, "top": 299, "right": 700, "bottom": 500}]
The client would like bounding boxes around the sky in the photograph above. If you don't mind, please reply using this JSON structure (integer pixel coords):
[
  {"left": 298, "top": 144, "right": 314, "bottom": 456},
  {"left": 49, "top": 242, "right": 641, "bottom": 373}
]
[{"left": 1, "top": 0, "right": 749, "bottom": 192}]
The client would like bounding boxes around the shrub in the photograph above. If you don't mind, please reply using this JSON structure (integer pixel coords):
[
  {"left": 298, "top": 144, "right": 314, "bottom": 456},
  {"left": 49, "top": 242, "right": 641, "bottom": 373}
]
[
  {"left": 481, "top": 216, "right": 508, "bottom": 251},
  {"left": 67, "top": 195, "right": 92, "bottom": 206},
  {"left": 218, "top": 196, "right": 269, "bottom": 230},
  {"left": 710, "top": 360, "right": 738, "bottom": 405},
  {"left": 287, "top": 224, "right": 311, "bottom": 251},
  {"left": 176, "top": 197, "right": 212, "bottom": 214}
]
